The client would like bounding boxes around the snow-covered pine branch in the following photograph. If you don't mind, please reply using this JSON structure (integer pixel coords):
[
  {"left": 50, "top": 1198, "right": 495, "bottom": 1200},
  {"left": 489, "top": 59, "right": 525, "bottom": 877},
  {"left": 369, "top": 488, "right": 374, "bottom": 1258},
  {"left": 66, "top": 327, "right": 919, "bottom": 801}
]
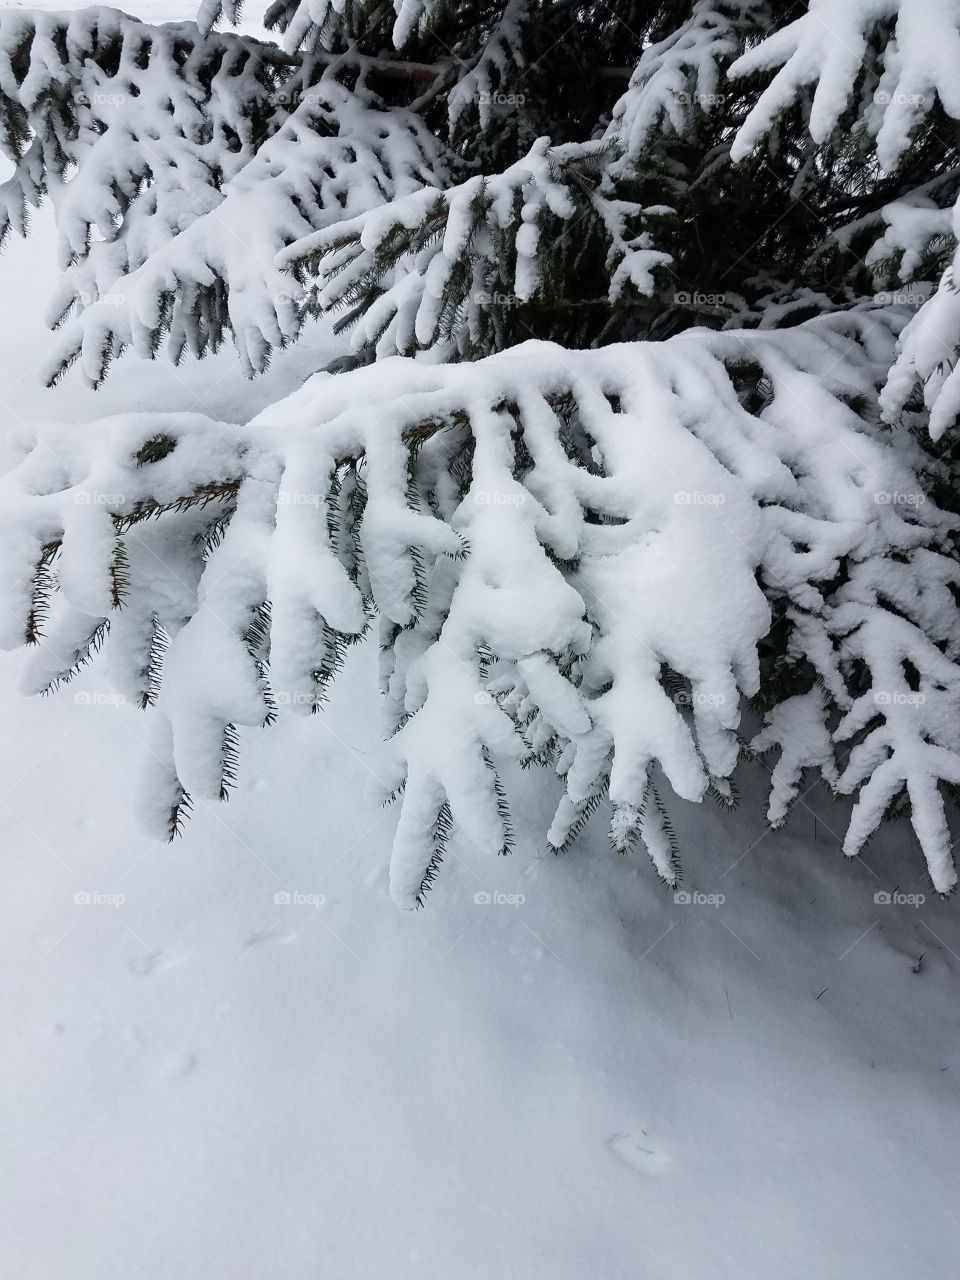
[
  {"left": 10, "top": 0, "right": 902, "bottom": 382},
  {"left": 260, "top": 0, "right": 491, "bottom": 56},
  {"left": 8, "top": 0, "right": 960, "bottom": 390},
  {"left": 728, "top": 0, "right": 960, "bottom": 437},
  {"left": 606, "top": 0, "right": 763, "bottom": 172},
  {"left": 4, "top": 313, "right": 958, "bottom": 902},
  {"left": 2, "top": 1, "right": 960, "bottom": 906},
  {"left": 279, "top": 134, "right": 672, "bottom": 361},
  {"left": 0, "top": 8, "right": 450, "bottom": 385},
  {"left": 729, "top": 0, "right": 960, "bottom": 171},
  {"left": 446, "top": 0, "right": 530, "bottom": 136},
  {"left": 258, "top": 0, "right": 642, "bottom": 65},
  {"left": 44, "top": 75, "right": 448, "bottom": 384},
  {"left": 277, "top": 1, "right": 774, "bottom": 360},
  {"left": 39, "top": 0, "right": 770, "bottom": 373},
  {"left": 0, "top": 9, "right": 288, "bottom": 269}
]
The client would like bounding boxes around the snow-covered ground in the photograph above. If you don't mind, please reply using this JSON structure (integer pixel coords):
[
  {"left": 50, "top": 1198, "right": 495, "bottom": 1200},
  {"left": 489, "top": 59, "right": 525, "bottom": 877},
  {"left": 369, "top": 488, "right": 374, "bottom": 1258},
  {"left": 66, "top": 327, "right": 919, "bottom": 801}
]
[{"left": 2, "top": 6, "right": 960, "bottom": 1277}]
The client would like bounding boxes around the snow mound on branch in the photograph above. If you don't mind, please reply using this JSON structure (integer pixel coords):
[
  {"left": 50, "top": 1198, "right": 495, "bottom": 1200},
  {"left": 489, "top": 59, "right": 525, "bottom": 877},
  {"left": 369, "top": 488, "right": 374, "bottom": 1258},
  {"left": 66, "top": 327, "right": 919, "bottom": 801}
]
[{"left": 46, "top": 76, "right": 447, "bottom": 382}]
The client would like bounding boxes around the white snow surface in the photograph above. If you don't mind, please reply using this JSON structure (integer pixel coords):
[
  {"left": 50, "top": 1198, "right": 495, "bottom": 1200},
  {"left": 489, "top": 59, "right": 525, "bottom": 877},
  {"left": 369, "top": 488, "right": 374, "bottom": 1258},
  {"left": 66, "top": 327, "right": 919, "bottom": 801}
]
[{"left": 1, "top": 5, "right": 960, "bottom": 1278}]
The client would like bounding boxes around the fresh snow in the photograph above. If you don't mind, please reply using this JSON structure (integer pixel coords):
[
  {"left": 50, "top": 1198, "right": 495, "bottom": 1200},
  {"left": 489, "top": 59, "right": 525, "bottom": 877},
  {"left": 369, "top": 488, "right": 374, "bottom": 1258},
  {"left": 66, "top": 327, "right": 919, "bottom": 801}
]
[
  {"left": 3, "top": 615, "right": 960, "bottom": 1279},
  {"left": 2, "top": 4, "right": 960, "bottom": 1278}
]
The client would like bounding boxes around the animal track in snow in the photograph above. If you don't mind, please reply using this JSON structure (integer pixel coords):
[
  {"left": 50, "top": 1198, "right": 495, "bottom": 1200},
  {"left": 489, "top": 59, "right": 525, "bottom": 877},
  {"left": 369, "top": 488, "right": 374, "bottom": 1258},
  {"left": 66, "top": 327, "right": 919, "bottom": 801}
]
[
  {"left": 130, "top": 950, "right": 184, "bottom": 976},
  {"left": 244, "top": 925, "right": 297, "bottom": 949},
  {"left": 607, "top": 1132, "right": 672, "bottom": 1176},
  {"left": 157, "top": 1051, "right": 197, "bottom": 1080}
]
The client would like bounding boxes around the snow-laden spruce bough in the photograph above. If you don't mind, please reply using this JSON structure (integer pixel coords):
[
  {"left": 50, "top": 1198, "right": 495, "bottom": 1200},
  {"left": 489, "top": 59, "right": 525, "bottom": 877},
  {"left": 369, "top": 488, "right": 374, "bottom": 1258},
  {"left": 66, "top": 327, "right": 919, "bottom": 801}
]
[{"left": 1, "top": 0, "right": 960, "bottom": 905}]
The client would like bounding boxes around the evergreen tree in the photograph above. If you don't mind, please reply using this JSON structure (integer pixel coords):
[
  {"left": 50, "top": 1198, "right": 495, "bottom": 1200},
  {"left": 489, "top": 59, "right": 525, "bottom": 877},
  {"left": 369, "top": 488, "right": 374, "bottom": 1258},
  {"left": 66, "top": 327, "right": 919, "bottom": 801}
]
[{"left": 2, "top": 0, "right": 960, "bottom": 905}]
